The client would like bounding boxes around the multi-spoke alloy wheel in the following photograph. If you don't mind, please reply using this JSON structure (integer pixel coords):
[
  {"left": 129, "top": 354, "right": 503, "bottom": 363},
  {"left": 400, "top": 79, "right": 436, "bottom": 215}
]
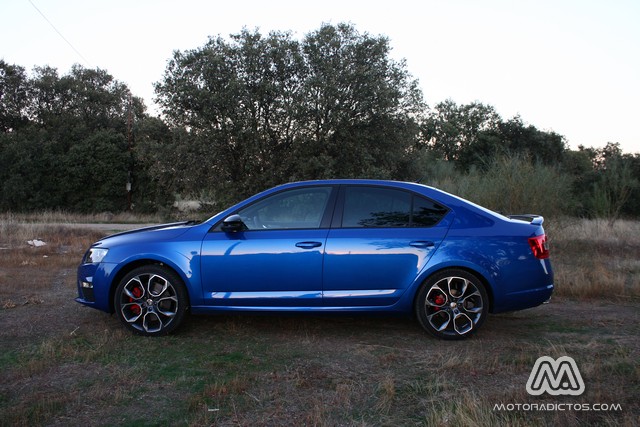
[
  {"left": 415, "top": 269, "right": 488, "bottom": 340},
  {"left": 114, "top": 265, "right": 188, "bottom": 336}
]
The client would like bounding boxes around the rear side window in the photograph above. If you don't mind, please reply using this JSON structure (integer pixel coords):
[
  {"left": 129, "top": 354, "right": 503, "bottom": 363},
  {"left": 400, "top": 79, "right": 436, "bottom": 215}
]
[
  {"left": 343, "top": 187, "right": 410, "bottom": 227},
  {"left": 342, "top": 186, "right": 448, "bottom": 228}
]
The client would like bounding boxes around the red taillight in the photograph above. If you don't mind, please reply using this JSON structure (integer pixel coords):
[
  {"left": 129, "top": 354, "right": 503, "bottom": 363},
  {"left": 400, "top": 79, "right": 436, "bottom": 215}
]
[{"left": 528, "top": 234, "right": 549, "bottom": 259}]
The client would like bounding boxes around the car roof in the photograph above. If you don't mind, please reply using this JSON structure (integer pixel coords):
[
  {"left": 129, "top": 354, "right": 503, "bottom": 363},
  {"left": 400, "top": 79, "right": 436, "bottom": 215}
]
[
  {"left": 282, "top": 179, "right": 512, "bottom": 223},
  {"left": 206, "top": 179, "right": 510, "bottom": 225},
  {"left": 272, "top": 179, "right": 429, "bottom": 191}
]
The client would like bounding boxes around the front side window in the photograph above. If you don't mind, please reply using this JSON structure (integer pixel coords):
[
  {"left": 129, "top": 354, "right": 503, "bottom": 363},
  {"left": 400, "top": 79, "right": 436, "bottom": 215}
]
[
  {"left": 238, "top": 187, "right": 333, "bottom": 230},
  {"left": 342, "top": 186, "right": 448, "bottom": 228}
]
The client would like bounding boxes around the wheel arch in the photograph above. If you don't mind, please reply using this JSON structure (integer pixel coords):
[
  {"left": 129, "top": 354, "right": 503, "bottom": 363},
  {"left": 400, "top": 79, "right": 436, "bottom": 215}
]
[
  {"left": 108, "top": 259, "right": 191, "bottom": 313},
  {"left": 412, "top": 265, "right": 495, "bottom": 313}
]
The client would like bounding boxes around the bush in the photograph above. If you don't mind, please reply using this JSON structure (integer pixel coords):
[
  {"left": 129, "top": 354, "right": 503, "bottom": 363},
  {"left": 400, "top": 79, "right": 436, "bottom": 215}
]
[{"left": 424, "top": 154, "right": 574, "bottom": 218}]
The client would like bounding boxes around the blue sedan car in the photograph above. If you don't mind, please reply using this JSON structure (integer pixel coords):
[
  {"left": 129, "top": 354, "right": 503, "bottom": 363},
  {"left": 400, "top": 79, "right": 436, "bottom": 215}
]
[{"left": 76, "top": 180, "right": 553, "bottom": 339}]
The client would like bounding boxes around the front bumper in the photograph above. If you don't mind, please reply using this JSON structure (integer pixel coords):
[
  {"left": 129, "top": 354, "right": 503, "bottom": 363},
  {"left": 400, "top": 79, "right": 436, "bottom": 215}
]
[{"left": 76, "top": 262, "right": 117, "bottom": 313}]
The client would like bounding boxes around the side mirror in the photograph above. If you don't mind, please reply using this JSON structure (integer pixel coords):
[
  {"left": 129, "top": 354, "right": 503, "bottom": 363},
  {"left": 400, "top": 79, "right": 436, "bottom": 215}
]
[{"left": 221, "top": 214, "right": 247, "bottom": 233}]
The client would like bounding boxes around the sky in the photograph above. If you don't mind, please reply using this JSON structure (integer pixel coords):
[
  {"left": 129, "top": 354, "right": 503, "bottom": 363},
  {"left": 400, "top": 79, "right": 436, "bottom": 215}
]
[{"left": 2, "top": 0, "right": 639, "bottom": 153}]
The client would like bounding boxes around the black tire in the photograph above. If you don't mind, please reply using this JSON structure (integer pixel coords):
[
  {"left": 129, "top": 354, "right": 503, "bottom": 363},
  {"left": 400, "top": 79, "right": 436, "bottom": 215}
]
[
  {"left": 415, "top": 269, "right": 489, "bottom": 340},
  {"left": 114, "top": 265, "right": 188, "bottom": 336}
]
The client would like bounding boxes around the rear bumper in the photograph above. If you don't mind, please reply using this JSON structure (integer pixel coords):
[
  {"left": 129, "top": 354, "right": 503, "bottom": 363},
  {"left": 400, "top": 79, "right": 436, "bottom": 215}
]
[{"left": 493, "top": 283, "right": 554, "bottom": 313}]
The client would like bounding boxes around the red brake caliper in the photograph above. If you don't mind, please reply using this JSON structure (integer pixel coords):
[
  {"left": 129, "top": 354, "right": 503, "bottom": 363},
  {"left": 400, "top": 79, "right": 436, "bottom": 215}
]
[
  {"left": 130, "top": 287, "right": 142, "bottom": 315},
  {"left": 433, "top": 294, "right": 445, "bottom": 311}
]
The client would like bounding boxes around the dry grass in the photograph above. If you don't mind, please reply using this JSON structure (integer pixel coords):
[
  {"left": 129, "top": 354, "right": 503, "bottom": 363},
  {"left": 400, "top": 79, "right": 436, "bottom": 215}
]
[
  {"left": 0, "top": 217, "right": 638, "bottom": 425},
  {"left": 0, "top": 210, "right": 165, "bottom": 225},
  {"left": 0, "top": 219, "right": 104, "bottom": 308},
  {"left": 0, "top": 217, "right": 105, "bottom": 249},
  {"left": 548, "top": 218, "right": 640, "bottom": 299}
]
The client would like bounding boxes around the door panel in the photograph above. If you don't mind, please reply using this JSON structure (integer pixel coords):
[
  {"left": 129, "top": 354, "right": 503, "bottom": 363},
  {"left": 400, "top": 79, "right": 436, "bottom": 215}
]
[
  {"left": 201, "top": 230, "right": 328, "bottom": 306},
  {"left": 323, "top": 227, "right": 447, "bottom": 306},
  {"left": 200, "top": 185, "right": 336, "bottom": 307},
  {"left": 323, "top": 185, "right": 451, "bottom": 307}
]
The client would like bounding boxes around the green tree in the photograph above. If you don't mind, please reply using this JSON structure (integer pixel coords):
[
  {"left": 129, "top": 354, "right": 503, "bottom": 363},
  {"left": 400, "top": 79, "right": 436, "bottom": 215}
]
[
  {"left": 588, "top": 143, "right": 638, "bottom": 223},
  {"left": 28, "top": 65, "right": 144, "bottom": 140},
  {"left": 155, "top": 28, "right": 307, "bottom": 204},
  {"left": 0, "top": 64, "right": 162, "bottom": 212},
  {"left": 0, "top": 60, "right": 30, "bottom": 132},
  {"left": 425, "top": 102, "right": 566, "bottom": 171},
  {"left": 296, "top": 23, "right": 426, "bottom": 180},
  {"left": 154, "top": 24, "right": 427, "bottom": 206},
  {"left": 425, "top": 100, "right": 500, "bottom": 166},
  {"left": 489, "top": 116, "right": 566, "bottom": 165},
  {"left": 562, "top": 148, "right": 596, "bottom": 216},
  {"left": 132, "top": 116, "right": 175, "bottom": 212},
  {"left": 626, "top": 152, "right": 640, "bottom": 217}
]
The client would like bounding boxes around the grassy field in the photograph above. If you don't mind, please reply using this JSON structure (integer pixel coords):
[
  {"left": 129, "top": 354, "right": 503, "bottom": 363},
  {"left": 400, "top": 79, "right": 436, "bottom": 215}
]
[{"left": 0, "top": 216, "right": 638, "bottom": 426}]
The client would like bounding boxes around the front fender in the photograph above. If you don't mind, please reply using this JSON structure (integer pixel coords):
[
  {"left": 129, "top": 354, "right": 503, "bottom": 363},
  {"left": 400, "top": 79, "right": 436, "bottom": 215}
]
[{"left": 79, "top": 246, "right": 202, "bottom": 314}]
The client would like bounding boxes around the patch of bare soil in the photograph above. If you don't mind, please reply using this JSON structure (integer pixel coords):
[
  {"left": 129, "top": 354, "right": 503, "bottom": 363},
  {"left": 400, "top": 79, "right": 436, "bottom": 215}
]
[{"left": 1, "top": 267, "right": 114, "bottom": 349}]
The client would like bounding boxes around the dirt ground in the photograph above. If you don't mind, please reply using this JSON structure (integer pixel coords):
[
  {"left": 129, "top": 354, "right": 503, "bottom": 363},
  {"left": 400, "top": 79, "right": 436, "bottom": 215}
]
[
  {"left": 1, "top": 235, "right": 639, "bottom": 426},
  {"left": 3, "top": 264, "right": 637, "bottom": 354}
]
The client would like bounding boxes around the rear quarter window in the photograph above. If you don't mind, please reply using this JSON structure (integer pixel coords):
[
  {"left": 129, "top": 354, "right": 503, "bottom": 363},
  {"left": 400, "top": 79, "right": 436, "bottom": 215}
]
[{"left": 412, "top": 196, "right": 449, "bottom": 227}]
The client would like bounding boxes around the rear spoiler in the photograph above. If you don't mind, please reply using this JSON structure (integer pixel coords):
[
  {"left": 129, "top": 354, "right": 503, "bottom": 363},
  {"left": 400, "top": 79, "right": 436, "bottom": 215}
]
[{"left": 508, "top": 214, "right": 544, "bottom": 225}]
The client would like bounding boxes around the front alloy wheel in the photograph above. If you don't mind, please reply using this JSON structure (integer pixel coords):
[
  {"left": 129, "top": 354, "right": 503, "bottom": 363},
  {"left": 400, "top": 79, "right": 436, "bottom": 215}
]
[
  {"left": 415, "top": 269, "right": 488, "bottom": 340},
  {"left": 114, "top": 265, "right": 188, "bottom": 336}
]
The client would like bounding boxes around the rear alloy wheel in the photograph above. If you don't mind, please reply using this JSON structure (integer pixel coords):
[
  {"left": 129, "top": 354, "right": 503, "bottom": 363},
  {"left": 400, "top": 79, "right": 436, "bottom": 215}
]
[
  {"left": 114, "top": 265, "right": 188, "bottom": 336},
  {"left": 415, "top": 269, "right": 488, "bottom": 340}
]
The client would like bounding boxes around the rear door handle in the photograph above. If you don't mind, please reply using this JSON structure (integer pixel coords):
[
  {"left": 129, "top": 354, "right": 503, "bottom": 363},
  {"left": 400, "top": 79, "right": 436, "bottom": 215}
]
[
  {"left": 409, "top": 241, "right": 435, "bottom": 248},
  {"left": 296, "top": 241, "right": 322, "bottom": 249}
]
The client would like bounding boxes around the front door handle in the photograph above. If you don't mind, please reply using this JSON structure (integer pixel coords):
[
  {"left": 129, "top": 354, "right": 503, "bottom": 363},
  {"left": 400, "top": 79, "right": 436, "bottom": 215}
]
[
  {"left": 295, "top": 241, "right": 322, "bottom": 249},
  {"left": 409, "top": 241, "right": 435, "bottom": 248}
]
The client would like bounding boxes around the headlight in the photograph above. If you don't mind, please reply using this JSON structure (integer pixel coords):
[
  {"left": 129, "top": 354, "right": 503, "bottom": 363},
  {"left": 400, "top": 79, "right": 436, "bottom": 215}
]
[{"left": 84, "top": 247, "right": 109, "bottom": 264}]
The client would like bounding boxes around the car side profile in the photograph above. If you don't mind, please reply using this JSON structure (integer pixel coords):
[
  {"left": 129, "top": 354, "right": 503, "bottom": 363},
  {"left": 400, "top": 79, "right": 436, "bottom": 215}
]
[{"left": 76, "top": 180, "right": 553, "bottom": 339}]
